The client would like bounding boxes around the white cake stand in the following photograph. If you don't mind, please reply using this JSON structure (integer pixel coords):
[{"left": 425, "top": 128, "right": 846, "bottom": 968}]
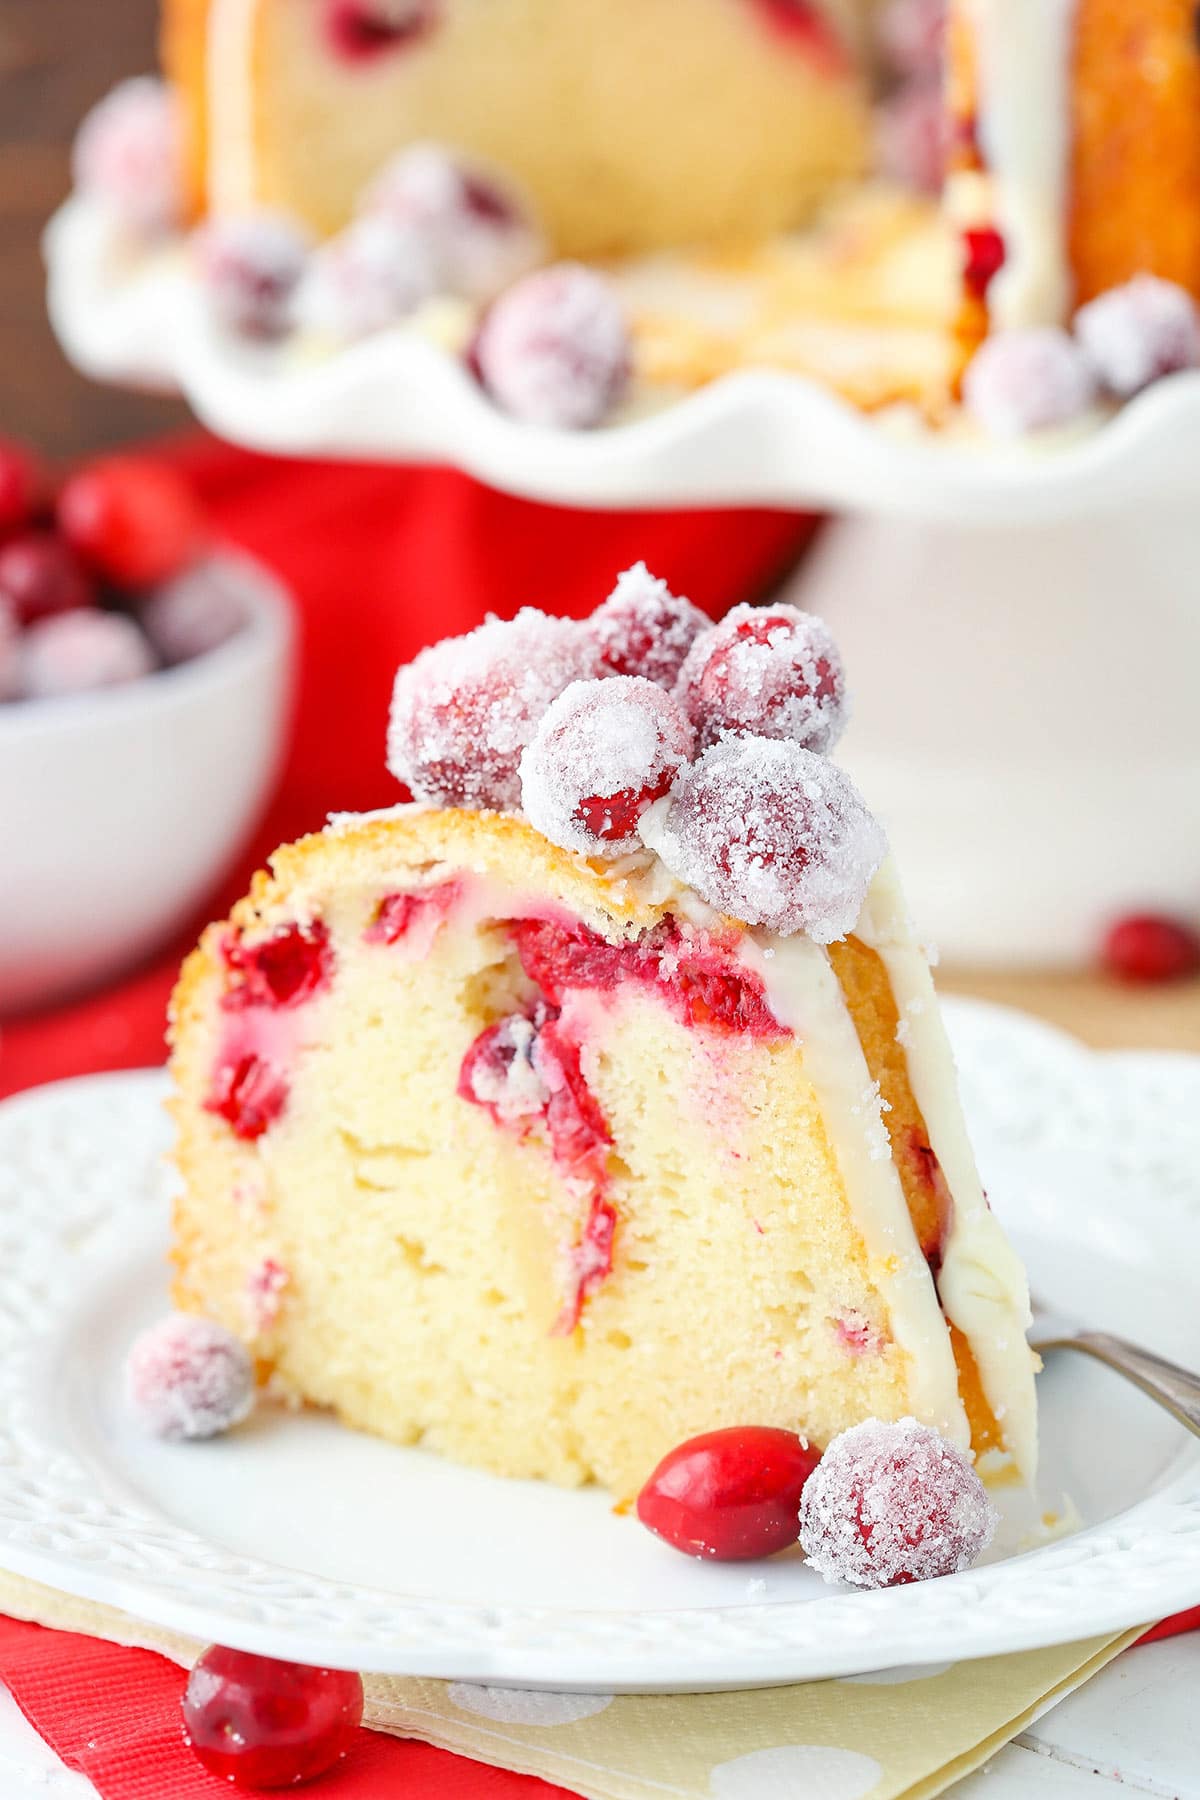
[{"left": 46, "top": 196, "right": 1200, "bottom": 966}]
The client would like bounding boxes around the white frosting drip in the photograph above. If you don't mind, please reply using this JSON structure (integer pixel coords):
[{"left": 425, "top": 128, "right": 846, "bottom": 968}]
[
  {"left": 208, "top": 0, "right": 262, "bottom": 215},
  {"left": 857, "top": 859, "right": 1038, "bottom": 1482},
  {"left": 737, "top": 929, "right": 971, "bottom": 1453},
  {"left": 968, "top": 0, "right": 1078, "bottom": 328}
]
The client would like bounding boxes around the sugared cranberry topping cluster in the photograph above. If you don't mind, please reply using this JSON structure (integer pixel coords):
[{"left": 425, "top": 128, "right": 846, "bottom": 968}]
[
  {"left": 182, "top": 1645, "right": 363, "bottom": 1788},
  {"left": 674, "top": 602, "right": 848, "bottom": 755}
]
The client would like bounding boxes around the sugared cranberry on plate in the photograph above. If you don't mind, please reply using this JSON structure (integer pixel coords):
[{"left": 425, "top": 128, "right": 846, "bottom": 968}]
[
  {"left": 674, "top": 601, "right": 848, "bottom": 756},
  {"left": 20, "top": 609, "right": 155, "bottom": 699},
  {"left": 520, "top": 676, "right": 695, "bottom": 855},
  {"left": 473, "top": 263, "right": 631, "bottom": 429},
  {"left": 71, "top": 76, "right": 184, "bottom": 236},
  {"left": 1074, "top": 275, "right": 1200, "bottom": 399},
  {"left": 587, "top": 562, "right": 711, "bottom": 690},
  {"left": 140, "top": 560, "right": 247, "bottom": 663},
  {"left": 366, "top": 142, "right": 543, "bottom": 303},
  {"left": 0, "top": 533, "right": 94, "bottom": 626},
  {"left": 1102, "top": 912, "right": 1200, "bottom": 985},
  {"left": 799, "top": 1416, "right": 996, "bottom": 1588},
  {"left": 963, "top": 327, "right": 1099, "bottom": 437},
  {"left": 126, "top": 1314, "right": 255, "bottom": 1441},
  {"left": 878, "top": 0, "right": 946, "bottom": 79},
  {"left": 0, "top": 438, "right": 45, "bottom": 536},
  {"left": 58, "top": 454, "right": 204, "bottom": 588},
  {"left": 387, "top": 608, "right": 598, "bottom": 809},
  {"left": 637, "top": 1426, "right": 821, "bottom": 1561},
  {"left": 293, "top": 215, "right": 440, "bottom": 341},
  {"left": 875, "top": 80, "right": 946, "bottom": 194},
  {"left": 640, "top": 736, "right": 887, "bottom": 941},
  {"left": 196, "top": 212, "right": 311, "bottom": 341},
  {"left": 182, "top": 1645, "right": 363, "bottom": 1788}
]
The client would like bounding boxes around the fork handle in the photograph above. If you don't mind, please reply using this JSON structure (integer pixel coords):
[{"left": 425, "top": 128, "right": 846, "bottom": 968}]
[{"left": 1040, "top": 1331, "right": 1200, "bottom": 1438}]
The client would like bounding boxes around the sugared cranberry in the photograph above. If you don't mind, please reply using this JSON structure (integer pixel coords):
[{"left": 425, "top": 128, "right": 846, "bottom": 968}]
[
  {"left": 182, "top": 1646, "right": 363, "bottom": 1788},
  {"left": 799, "top": 1417, "right": 996, "bottom": 1588},
  {"left": 71, "top": 76, "right": 184, "bottom": 236},
  {"left": 0, "top": 533, "right": 94, "bottom": 626},
  {"left": 139, "top": 560, "right": 247, "bottom": 664},
  {"left": 387, "top": 608, "right": 598, "bottom": 809},
  {"left": 473, "top": 264, "right": 631, "bottom": 429},
  {"left": 640, "top": 737, "right": 886, "bottom": 941},
  {"left": 366, "top": 142, "right": 543, "bottom": 303},
  {"left": 19, "top": 609, "right": 155, "bottom": 699},
  {"left": 126, "top": 1313, "right": 255, "bottom": 1441},
  {"left": 196, "top": 212, "right": 310, "bottom": 341},
  {"left": 324, "top": 0, "right": 438, "bottom": 62},
  {"left": 962, "top": 226, "right": 1006, "bottom": 302},
  {"left": 0, "top": 600, "right": 19, "bottom": 701},
  {"left": 674, "top": 601, "right": 848, "bottom": 756},
  {"left": 875, "top": 80, "right": 946, "bottom": 194},
  {"left": 205, "top": 1053, "right": 289, "bottom": 1141},
  {"left": 293, "top": 215, "right": 440, "bottom": 340},
  {"left": 1075, "top": 275, "right": 1200, "bottom": 399},
  {"left": 963, "top": 327, "right": 1098, "bottom": 437},
  {"left": 637, "top": 1426, "right": 821, "bottom": 1561},
  {"left": 520, "top": 676, "right": 694, "bottom": 855},
  {"left": 1102, "top": 912, "right": 1200, "bottom": 985},
  {"left": 878, "top": 0, "right": 946, "bottom": 78},
  {"left": 58, "top": 455, "right": 204, "bottom": 587},
  {"left": 0, "top": 439, "right": 44, "bottom": 537},
  {"left": 587, "top": 562, "right": 711, "bottom": 690},
  {"left": 224, "top": 921, "right": 333, "bottom": 1009}
]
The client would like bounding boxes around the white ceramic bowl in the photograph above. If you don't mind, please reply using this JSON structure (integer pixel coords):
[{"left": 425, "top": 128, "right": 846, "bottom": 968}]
[{"left": 0, "top": 551, "right": 293, "bottom": 1016}]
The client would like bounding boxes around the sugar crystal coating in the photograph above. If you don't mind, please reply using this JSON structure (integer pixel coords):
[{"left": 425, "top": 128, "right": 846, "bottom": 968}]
[
  {"left": 140, "top": 561, "right": 247, "bottom": 664},
  {"left": 20, "top": 609, "right": 156, "bottom": 699},
  {"left": 1074, "top": 275, "right": 1200, "bottom": 399},
  {"left": 387, "top": 608, "right": 599, "bottom": 809},
  {"left": 474, "top": 264, "right": 631, "bottom": 428},
  {"left": 126, "top": 1313, "right": 255, "bottom": 1441},
  {"left": 196, "top": 212, "right": 311, "bottom": 340},
  {"left": 674, "top": 602, "right": 848, "bottom": 755},
  {"left": 365, "top": 141, "right": 543, "bottom": 303},
  {"left": 640, "top": 737, "right": 886, "bottom": 941},
  {"left": 520, "top": 676, "right": 695, "bottom": 855},
  {"left": 293, "top": 215, "right": 440, "bottom": 339},
  {"left": 588, "top": 563, "right": 711, "bottom": 689},
  {"left": 71, "top": 77, "right": 184, "bottom": 236},
  {"left": 799, "top": 1416, "right": 997, "bottom": 1588},
  {"left": 963, "top": 327, "right": 1098, "bottom": 437}
]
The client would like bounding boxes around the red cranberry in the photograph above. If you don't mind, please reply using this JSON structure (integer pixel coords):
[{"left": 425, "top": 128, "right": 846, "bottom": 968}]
[
  {"left": 963, "top": 327, "right": 1098, "bottom": 437},
  {"left": 637, "top": 1426, "right": 821, "bottom": 1561},
  {"left": 0, "top": 439, "right": 44, "bottom": 537},
  {"left": 963, "top": 226, "right": 1006, "bottom": 302},
  {"left": 224, "top": 922, "right": 333, "bottom": 1009},
  {"left": 1075, "top": 274, "right": 1200, "bottom": 398},
  {"left": 366, "top": 143, "right": 542, "bottom": 303},
  {"left": 1103, "top": 913, "right": 1200, "bottom": 985},
  {"left": 58, "top": 455, "right": 204, "bottom": 588},
  {"left": 520, "top": 675, "right": 694, "bottom": 855},
  {"left": 387, "top": 608, "right": 598, "bottom": 809},
  {"left": 0, "top": 532, "right": 94, "bottom": 626},
  {"left": 126, "top": 1314, "right": 255, "bottom": 1441},
  {"left": 71, "top": 76, "right": 184, "bottom": 236},
  {"left": 587, "top": 562, "right": 711, "bottom": 689},
  {"left": 745, "top": 0, "right": 850, "bottom": 75},
  {"left": 798, "top": 1417, "right": 996, "bottom": 1588},
  {"left": 674, "top": 602, "right": 848, "bottom": 756},
  {"left": 365, "top": 881, "right": 460, "bottom": 945},
  {"left": 20, "top": 609, "right": 155, "bottom": 699},
  {"left": 196, "top": 212, "right": 310, "bottom": 341},
  {"left": 473, "top": 264, "right": 631, "bottom": 429},
  {"left": 205, "top": 1053, "right": 289, "bottom": 1141},
  {"left": 182, "top": 1645, "right": 363, "bottom": 1788},
  {"left": 324, "top": 0, "right": 438, "bottom": 62}
]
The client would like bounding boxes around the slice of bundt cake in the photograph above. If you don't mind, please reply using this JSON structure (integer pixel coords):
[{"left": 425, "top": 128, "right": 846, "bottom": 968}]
[
  {"left": 168, "top": 571, "right": 1037, "bottom": 1501},
  {"left": 163, "top": 0, "right": 873, "bottom": 254}
]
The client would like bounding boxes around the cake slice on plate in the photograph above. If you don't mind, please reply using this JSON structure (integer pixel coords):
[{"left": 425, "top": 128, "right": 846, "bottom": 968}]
[{"left": 168, "top": 573, "right": 1037, "bottom": 1501}]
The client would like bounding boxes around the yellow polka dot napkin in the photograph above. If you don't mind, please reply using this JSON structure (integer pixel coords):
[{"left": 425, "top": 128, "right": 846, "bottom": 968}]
[{"left": 0, "top": 1570, "right": 1140, "bottom": 1800}]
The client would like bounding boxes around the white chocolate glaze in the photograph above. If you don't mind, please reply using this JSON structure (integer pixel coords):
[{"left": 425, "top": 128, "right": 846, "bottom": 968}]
[
  {"left": 737, "top": 929, "right": 972, "bottom": 1453},
  {"left": 967, "top": 0, "right": 1078, "bottom": 329},
  {"left": 857, "top": 859, "right": 1038, "bottom": 1481}
]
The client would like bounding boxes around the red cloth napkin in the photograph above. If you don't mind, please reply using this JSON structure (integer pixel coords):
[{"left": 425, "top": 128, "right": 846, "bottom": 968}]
[{"left": 0, "top": 441, "right": 815, "bottom": 1098}]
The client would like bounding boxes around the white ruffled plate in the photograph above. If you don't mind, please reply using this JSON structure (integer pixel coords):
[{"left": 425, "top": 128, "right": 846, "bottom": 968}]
[{"left": 1, "top": 998, "right": 1198, "bottom": 1690}]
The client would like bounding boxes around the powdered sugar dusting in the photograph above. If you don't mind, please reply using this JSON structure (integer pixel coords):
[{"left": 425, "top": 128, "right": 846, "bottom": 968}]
[
  {"left": 674, "top": 602, "right": 849, "bottom": 755},
  {"left": 519, "top": 676, "right": 694, "bottom": 855},
  {"left": 387, "top": 609, "right": 598, "bottom": 809},
  {"left": 588, "top": 563, "right": 711, "bottom": 688},
  {"left": 125, "top": 1314, "right": 255, "bottom": 1441},
  {"left": 365, "top": 142, "right": 543, "bottom": 304},
  {"left": 1075, "top": 274, "right": 1200, "bottom": 399},
  {"left": 293, "top": 215, "right": 440, "bottom": 340},
  {"left": 799, "top": 1416, "right": 997, "bottom": 1589},
  {"left": 640, "top": 737, "right": 886, "bottom": 941}
]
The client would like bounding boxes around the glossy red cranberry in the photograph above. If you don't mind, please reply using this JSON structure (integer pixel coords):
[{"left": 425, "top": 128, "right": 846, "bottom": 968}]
[
  {"left": 182, "top": 1645, "right": 363, "bottom": 1788},
  {"left": 963, "top": 226, "right": 1006, "bottom": 301},
  {"left": 224, "top": 922, "right": 333, "bottom": 1009},
  {"left": 0, "top": 439, "right": 44, "bottom": 537},
  {"left": 205, "top": 1053, "right": 289, "bottom": 1141},
  {"left": 1103, "top": 913, "right": 1200, "bottom": 985},
  {"left": 637, "top": 1426, "right": 821, "bottom": 1561},
  {"left": 0, "top": 532, "right": 94, "bottom": 625},
  {"left": 58, "top": 455, "right": 204, "bottom": 588}
]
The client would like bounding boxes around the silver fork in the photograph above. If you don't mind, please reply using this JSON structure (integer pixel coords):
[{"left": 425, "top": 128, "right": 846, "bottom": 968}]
[{"left": 1031, "top": 1302, "right": 1200, "bottom": 1438}]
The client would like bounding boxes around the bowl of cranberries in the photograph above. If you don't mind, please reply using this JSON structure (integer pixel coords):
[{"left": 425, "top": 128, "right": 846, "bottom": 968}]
[{"left": 0, "top": 440, "right": 292, "bottom": 1015}]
